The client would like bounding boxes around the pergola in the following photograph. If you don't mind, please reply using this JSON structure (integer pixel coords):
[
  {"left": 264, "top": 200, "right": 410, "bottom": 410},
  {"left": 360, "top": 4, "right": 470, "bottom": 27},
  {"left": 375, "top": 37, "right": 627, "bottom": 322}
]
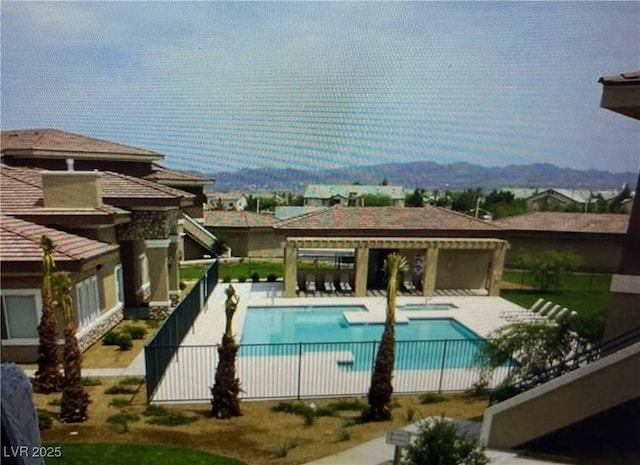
[{"left": 283, "top": 236, "right": 508, "bottom": 298}]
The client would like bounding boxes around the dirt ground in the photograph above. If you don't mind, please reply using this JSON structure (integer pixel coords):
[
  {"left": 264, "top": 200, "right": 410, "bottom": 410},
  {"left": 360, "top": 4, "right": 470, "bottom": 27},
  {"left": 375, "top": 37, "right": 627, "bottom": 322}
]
[{"left": 35, "top": 380, "right": 488, "bottom": 465}]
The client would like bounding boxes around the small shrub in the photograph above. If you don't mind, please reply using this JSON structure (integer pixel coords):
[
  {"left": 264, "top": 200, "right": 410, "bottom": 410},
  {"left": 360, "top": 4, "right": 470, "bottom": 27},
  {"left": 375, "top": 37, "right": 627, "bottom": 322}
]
[
  {"left": 341, "top": 417, "right": 358, "bottom": 428},
  {"left": 251, "top": 272, "right": 260, "bottom": 282},
  {"left": 146, "top": 412, "right": 199, "bottom": 426},
  {"left": 105, "top": 384, "right": 137, "bottom": 395},
  {"left": 328, "top": 399, "right": 368, "bottom": 412},
  {"left": 302, "top": 409, "right": 315, "bottom": 427},
  {"left": 109, "top": 397, "right": 130, "bottom": 408},
  {"left": 37, "top": 410, "right": 53, "bottom": 430},
  {"left": 115, "top": 332, "right": 133, "bottom": 350},
  {"left": 120, "top": 376, "right": 144, "bottom": 386},
  {"left": 102, "top": 330, "right": 120, "bottom": 346},
  {"left": 179, "top": 280, "right": 187, "bottom": 290},
  {"left": 238, "top": 275, "right": 248, "bottom": 283},
  {"left": 272, "top": 439, "right": 298, "bottom": 458},
  {"left": 267, "top": 273, "right": 277, "bottom": 282},
  {"left": 48, "top": 398, "right": 61, "bottom": 406},
  {"left": 338, "top": 427, "right": 351, "bottom": 442},
  {"left": 403, "top": 417, "right": 489, "bottom": 465},
  {"left": 82, "top": 377, "right": 102, "bottom": 387},
  {"left": 123, "top": 324, "right": 147, "bottom": 340},
  {"left": 406, "top": 407, "right": 416, "bottom": 422},
  {"left": 106, "top": 412, "right": 140, "bottom": 434},
  {"left": 222, "top": 276, "right": 231, "bottom": 283},
  {"left": 419, "top": 392, "right": 446, "bottom": 404},
  {"left": 143, "top": 405, "right": 169, "bottom": 417},
  {"left": 145, "top": 318, "right": 163, "bottom": 329}
]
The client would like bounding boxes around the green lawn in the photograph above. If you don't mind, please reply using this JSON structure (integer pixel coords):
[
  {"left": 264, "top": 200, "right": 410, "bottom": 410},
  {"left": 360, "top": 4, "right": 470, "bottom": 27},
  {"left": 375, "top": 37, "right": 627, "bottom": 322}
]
[
  {"left": 44, "top": 443, "right": 246, "bottom": 465},
  {"left": 181, "top": 259, "right": 341, "bottom": 282},
  {"left": 501, "top": 271, "right": 612, "bottom": 342}
]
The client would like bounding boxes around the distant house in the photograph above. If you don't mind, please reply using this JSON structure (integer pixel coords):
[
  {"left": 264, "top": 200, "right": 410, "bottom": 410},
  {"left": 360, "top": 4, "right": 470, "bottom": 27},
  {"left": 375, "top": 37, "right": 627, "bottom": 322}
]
[
  {"left": 303, "top": 184, "right": 405, "bottom": 207},
  {"left": 524, "top": 188, "right": 622, "bottom": 212},
  {"left": 204, "top": 210, "right": 279, "bottom": 258},
  {"left": 207, "top": 191, "right": 249, "bottom": 211}
]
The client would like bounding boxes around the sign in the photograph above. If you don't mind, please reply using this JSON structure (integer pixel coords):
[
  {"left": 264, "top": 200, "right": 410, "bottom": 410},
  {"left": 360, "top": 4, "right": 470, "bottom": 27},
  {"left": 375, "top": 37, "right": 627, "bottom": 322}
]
[{"left": 386, "top": 429, "right": 411, "bottom": 447}]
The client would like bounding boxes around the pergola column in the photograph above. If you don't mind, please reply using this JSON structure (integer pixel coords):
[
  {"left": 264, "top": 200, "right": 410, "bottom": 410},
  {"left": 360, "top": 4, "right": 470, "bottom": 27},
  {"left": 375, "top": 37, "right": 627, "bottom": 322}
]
[
  {"left": 354, "top": 246, "right": 369, "bottom": 297},
  {"left": 284, "top": 244, "right": 298, "bottom": 298},
  {"left": 488, "top": 243, "right": 507, "bottom": 296},
  {"left": 144, "top": 239, "right": 171, "bottom": 318},
  {"left": 422, "top": 248, "right": 439, "bottom": 297},
  {"left": 168, "top": 234, "right": 181, "bottom": 305}
]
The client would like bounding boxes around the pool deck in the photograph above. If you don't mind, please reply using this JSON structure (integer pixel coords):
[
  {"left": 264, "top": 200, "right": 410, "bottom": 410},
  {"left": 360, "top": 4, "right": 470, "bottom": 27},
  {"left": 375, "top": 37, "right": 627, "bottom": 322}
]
[{"left": 151, "top": 282, "right": 525, "bottom": 403}]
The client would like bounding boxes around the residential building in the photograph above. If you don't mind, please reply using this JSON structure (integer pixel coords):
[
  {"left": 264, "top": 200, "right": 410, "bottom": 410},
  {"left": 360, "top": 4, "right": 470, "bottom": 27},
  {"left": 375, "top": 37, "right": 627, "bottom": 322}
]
[
  {"left": 303, "top": 184, "right": 405, "bottom": 207},
  {"left": 206, "top": 191, "right": 249, "bottom": 211}
]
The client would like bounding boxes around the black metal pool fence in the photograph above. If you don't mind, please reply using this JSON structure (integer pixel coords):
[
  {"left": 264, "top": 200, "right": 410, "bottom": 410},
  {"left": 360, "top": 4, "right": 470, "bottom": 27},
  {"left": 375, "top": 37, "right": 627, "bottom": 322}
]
[{"left": 146, "top": 338, "right": 513, "bottom": 403}]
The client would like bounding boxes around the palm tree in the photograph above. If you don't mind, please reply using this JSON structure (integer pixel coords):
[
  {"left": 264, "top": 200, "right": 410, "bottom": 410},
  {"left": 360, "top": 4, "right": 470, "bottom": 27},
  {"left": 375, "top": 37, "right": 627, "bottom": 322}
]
[
  {"left": 363, "top": 252, "right": 408, "bottom": 422},
  {"left": 211, "top": 285, "right": 242, "bottom": 418},
  {"left": 54, "top": 272, "right": 90, "bottom": 423},
  {"left": 34, "top": 235, "right": 62, "bottom": 393}
]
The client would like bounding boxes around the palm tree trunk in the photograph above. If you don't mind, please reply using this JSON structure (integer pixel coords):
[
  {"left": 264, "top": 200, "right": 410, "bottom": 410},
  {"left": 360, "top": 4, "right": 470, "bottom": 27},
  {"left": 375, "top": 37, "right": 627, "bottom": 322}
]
[{"left": 60, "top": 325, "right": 90, "bottom": 423}]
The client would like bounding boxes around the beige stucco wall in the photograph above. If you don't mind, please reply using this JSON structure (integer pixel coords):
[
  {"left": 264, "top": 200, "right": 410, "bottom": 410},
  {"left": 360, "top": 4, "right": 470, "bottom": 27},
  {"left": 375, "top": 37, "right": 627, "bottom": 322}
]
[
  {"left": 483, "top": 343, "right": 640, "bottom": 449},
  {"left": 248, "top": 231, "right": 285, "bottom": 258},
  {"left": 436, "top": 250, "right": 492, "bottom": 289},
  {"left": 42, "top": 171, "right": 103, "bottom": 209}
]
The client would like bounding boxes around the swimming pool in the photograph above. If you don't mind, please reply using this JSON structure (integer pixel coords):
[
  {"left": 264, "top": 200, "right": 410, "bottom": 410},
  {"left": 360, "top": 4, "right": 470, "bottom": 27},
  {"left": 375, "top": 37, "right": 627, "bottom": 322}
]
[{"left": 240, "top": 305, "right": 484, "bottom": 371}]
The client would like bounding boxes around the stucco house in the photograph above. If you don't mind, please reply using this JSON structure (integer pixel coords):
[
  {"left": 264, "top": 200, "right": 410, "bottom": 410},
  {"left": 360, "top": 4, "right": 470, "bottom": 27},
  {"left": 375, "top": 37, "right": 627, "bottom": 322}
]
[
  {"left": 206, "top": 191, "right": 249, "bottom": 211},
  {"left": 303, "top": 184, "right": 406, "bottom": 207},
  {"left": 204, "top": 210, "right": 279, "bottom": 258}
]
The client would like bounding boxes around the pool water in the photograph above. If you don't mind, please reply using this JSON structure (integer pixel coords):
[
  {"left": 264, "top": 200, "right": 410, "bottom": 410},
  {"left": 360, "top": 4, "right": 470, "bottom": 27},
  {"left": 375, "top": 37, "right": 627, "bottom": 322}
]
[{"left": 240, "top": 305, "right": 484, "bottom": 370}]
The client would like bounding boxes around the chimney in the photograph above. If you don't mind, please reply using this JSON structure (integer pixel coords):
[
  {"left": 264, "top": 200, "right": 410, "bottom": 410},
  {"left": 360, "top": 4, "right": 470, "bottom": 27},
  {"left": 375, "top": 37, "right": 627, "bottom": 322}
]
[{"left": 42, "top": 171, "right": 103, "bottom": 209}]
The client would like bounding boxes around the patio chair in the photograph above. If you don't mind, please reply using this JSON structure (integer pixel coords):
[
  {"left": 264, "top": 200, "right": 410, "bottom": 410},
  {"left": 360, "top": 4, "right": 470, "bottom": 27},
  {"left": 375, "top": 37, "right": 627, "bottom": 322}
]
[
  {"left": 339, "top": 272, "right": 352, "bottom": 292},
  {"left": 402, "top": 275, "right": 417, "bottom": 293},
  {"left": 507, "top": 300, "right": 553, "bottom": 322},
  {"left": 305, "top": 274, "right": 317, "bottom": 294},
  {"left": 324, "top": 274, "right": 336, "bottom": 293},
  {"left": 499, "top": 297, "right": 545, "bottom": 319}
]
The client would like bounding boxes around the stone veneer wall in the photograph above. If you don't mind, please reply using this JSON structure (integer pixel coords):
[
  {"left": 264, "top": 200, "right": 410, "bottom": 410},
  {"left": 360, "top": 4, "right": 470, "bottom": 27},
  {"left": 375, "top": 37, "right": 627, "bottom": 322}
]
[
  {"left": 149, "top": 304, "right": 172, "bottom": 320},
  {"left": 117, "top": 210, "right": 179, "bottom": 241},
  {"left": 77, "top": 305, "right": 124, "bottom": 352}
]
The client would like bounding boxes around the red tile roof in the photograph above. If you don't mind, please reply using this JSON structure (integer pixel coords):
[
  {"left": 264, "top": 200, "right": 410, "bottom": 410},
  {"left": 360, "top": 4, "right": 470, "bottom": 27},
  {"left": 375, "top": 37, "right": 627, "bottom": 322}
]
[
  {"left": 274, "top": 206, "right": 500, "bottom": 232},
  {"left": 144, "top": 165, "right": 213, "bottom": 185},
  {"left": 0, "top": 215, "right": 119, "bottom": 270},
  {"left": 101, "top": 171, "right": 196, "bottom": 206},
  {"left": 493, "top": 212, "right": 629, "bottom": 234},
  {"left": 205, "top": 210, "right": 277, "bottom": 228},
  {"left": 1, "top": 129, "right": 163, "bottom": 160},
  {"left": 598, "top": 71, "right": 640, "bottom": 86}
]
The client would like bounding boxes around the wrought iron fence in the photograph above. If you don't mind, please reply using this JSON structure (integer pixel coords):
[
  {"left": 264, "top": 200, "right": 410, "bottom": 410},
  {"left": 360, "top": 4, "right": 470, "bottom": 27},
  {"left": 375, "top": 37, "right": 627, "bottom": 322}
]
[
  {"left": 148, "top": 338, "right": 513, "bottom": 403},
  {"left": 145, "top": 260, "right": 219, "bottom": 401}
]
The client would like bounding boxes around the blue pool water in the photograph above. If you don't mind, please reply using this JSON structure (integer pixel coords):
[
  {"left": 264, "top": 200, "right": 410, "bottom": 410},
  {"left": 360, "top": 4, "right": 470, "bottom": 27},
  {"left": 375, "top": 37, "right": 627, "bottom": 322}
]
[{"left": 240, "top": 305, "right": 484, "bottom": 370}]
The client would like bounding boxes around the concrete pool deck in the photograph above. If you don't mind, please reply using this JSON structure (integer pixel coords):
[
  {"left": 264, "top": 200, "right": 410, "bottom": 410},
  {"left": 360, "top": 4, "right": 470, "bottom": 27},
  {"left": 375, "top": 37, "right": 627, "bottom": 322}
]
[{"left": 151, "top": 282, "right": 524, "bottom": 403}]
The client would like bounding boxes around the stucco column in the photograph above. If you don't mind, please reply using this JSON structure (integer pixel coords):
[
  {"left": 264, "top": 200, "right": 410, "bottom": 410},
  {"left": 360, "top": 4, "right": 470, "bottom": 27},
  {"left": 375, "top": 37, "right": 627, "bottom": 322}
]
[
  {"left": 145, "top": 239, "right": 171, "bottom": 318},
  {"left": 168, "top": 234, "right": 181, "bottom": 305},
  {"left": 488, "top": 243, "right": 507, "bottom": 297},
  {"left": 354, "top": 247, "right": 369, "bottom": 297},
  {"left": 423, "top": 248, "right": 439, "bottom": 297},
  {"left": 284, "top": 244, "right": 298, "bottom": 298}
]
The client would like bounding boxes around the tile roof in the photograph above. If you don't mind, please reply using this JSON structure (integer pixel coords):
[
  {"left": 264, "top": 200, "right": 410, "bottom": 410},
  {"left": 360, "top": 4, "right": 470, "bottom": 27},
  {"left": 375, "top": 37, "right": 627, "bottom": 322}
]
[
  {"left": 493, "top": 212, "right": 629, "bottom": 234},
  {"left": 275, "top": 206, "right": 499, "bottom": 232},
  {"left": 204, "top": 210, "right": 277, "bottom": 228},
  {"left": 0, "top": 215, "right": 119, "bottom": 270},
  {"left": 144, "top": 165, "right": 214, "bottom": 185},
  {"left": 207, "top": 191, "right": 247, "bottom": 201},
  {"left": 598, "top": 71, "right": 640, "bottom": 86},
  {"left": 303, "top": 184, "right": 405, "bottom": 200},
  {"left": 1, "top": 128, "right": 163, "bottom": 159},
  {"left": 1, "top": 166, "right": 195, "bottom": 213}
]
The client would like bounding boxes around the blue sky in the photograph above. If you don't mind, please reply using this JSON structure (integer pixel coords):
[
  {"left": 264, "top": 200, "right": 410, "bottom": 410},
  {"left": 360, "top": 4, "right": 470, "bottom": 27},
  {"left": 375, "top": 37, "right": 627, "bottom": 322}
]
[{"left": 2, "top": 2, "right": 639, "bottom": 174}]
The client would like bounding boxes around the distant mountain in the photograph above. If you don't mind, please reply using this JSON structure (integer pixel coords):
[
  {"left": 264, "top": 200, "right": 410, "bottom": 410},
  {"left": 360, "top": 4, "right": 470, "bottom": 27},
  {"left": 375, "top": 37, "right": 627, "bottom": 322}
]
[{"left": 204, "top": 161, "right": 636, "bottom": 193}]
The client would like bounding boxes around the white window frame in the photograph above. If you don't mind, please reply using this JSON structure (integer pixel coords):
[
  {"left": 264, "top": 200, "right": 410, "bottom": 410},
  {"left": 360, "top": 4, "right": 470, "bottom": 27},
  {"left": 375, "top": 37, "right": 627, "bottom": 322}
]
[
  {"left": 75, "top": 276, "right": 101, "bottom": 330},
  {"left": 114, "top": 264, "right": 124, "bottom": 304},
  {"left": 1, "top": 289, "right": 42, "bottom": 342}
]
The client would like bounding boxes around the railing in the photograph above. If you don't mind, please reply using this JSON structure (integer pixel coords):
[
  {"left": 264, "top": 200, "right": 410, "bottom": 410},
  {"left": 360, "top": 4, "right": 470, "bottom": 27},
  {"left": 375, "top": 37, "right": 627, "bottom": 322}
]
[
  {"left": 147, "top": 338, "right": 513, "bottom": 403},
  {"left": 145, "top": 260, "right": 219, "bottom": 401},
  {"left": 490, "top": 326, "right": 640, "bottom": 404}
]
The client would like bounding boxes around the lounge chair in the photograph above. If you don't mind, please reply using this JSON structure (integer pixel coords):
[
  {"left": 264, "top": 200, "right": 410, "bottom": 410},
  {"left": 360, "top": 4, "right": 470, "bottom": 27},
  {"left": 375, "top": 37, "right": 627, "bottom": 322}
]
[
  {"left": 324, "top": 274, "right": 336, "bottom": 293},
  {"left": 339, "top": 272, "right": 352, "bottom": 292},
  {"left": 305, "top": 274, "right": 316, "bottom": 294},
  {"left": 499, "top": 298, "right": 545, "bottom": 319}
]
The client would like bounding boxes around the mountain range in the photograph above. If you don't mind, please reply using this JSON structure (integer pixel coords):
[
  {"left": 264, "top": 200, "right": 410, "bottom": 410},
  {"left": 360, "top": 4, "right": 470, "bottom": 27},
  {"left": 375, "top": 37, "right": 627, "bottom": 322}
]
[{"left": 202, "top": 161, "right": 637, "bottom": 193}]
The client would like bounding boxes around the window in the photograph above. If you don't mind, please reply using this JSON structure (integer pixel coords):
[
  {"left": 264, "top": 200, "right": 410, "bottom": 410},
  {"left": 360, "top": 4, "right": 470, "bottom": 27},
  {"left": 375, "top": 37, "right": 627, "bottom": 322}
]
[
  {"left": 1, "top": 290, "right": 42, "bottom": 340},
  {"left": 75, "top": 276, "right": 101, "bottom": 330},
  {"left": 115, "top": 264, "right": 124, "bottom": 304}
]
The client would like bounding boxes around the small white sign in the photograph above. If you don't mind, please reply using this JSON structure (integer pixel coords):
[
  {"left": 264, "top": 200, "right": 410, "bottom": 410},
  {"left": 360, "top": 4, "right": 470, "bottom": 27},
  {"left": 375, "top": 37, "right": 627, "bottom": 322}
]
[{"left": 386, "top": 429, "right": 411, "bottom": 447}]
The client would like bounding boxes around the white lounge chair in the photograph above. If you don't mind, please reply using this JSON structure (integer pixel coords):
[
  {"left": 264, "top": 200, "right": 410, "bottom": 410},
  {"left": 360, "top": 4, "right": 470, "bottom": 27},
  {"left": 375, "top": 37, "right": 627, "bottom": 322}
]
[
  {"left": 324, "top": 274, "right": 336, "bottom": 293},
  {"left": 499, "top": 298, "right": 545, "bottom": 319},
  {"left": 506, "top": 300, "right": 553, "bottom": 321},
  {"left": 403, "top": 275, "right": 417, "bottom": 293},
  {"left": 339, "top": 273, "right": 352, "bottom": 292},
  {"left": 305, "top": 274, "right": 316, "bottom": 294}
]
